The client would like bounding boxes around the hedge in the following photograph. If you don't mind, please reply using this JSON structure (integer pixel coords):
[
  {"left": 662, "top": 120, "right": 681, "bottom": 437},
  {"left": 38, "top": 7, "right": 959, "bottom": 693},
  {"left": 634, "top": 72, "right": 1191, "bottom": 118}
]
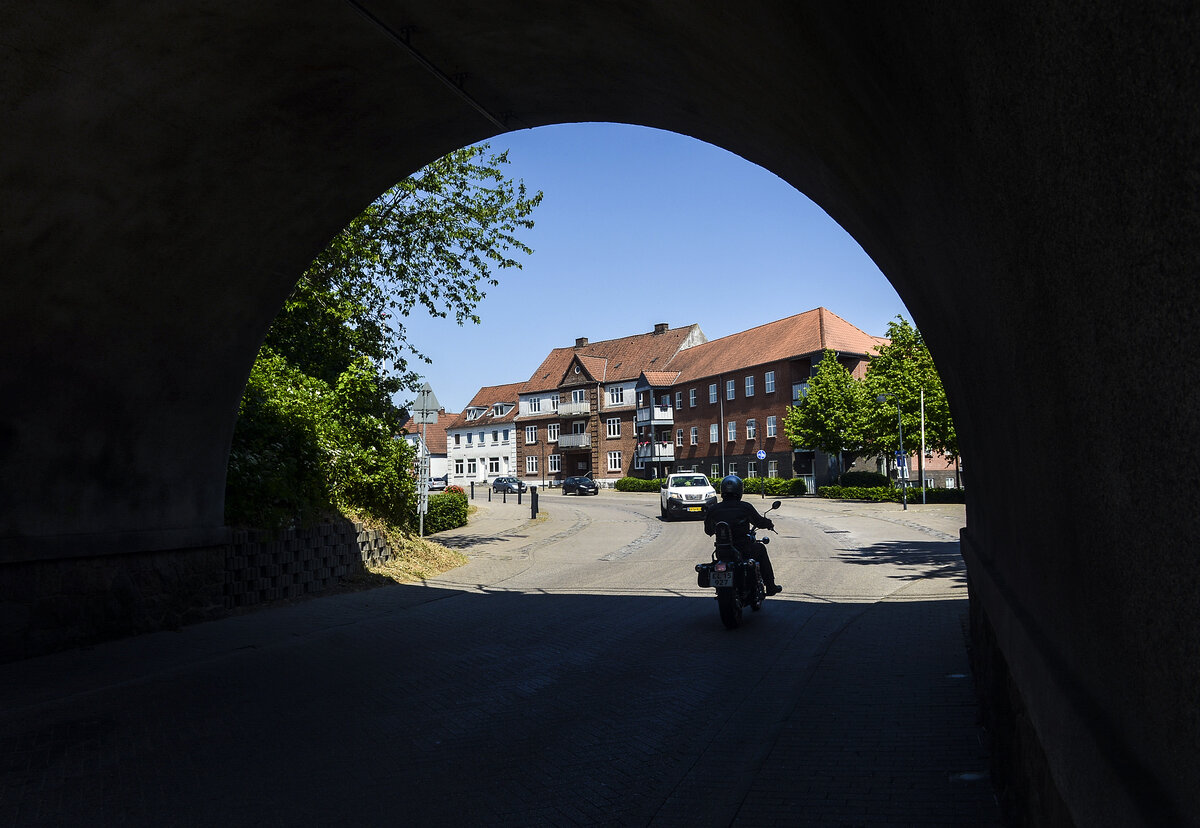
[
  {"left": 615, "top": 477, "right": 663, "bottom": 492},
  {"left": 743, "top": 476, "right": 808, "bottom": 497},
  {"left": 422, "top": 490, "right": 469, "bottom": 533},
  {"left": 817, "top": 485, "right": 965, "bottom": 504}
]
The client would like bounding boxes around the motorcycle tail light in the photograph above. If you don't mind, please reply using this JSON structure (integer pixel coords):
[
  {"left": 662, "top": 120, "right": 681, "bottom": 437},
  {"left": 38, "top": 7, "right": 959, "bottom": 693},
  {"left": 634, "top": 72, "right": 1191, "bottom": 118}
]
[{"left": 714, "top": 562, "right": 727, "bottom": 571}]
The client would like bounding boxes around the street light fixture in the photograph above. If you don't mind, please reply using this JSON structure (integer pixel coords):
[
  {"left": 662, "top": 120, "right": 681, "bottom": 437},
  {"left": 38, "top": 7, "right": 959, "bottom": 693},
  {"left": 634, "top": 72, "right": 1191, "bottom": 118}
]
[{"left": 877, "top": 394, "right": 907, "bottom": 511}]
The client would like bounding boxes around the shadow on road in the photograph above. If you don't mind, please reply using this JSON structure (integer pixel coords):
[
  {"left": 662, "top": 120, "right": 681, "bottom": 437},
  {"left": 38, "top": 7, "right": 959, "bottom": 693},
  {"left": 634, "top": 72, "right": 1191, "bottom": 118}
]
[{"left": 833, "top": 538, "right": 968, "bottom": 586}]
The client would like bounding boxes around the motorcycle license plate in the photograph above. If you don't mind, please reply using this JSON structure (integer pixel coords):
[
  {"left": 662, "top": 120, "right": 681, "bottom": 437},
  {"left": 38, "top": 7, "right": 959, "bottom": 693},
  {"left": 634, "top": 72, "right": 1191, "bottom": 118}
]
[{"left": 710, "top": 569, "right": 733, "bottom": 588}]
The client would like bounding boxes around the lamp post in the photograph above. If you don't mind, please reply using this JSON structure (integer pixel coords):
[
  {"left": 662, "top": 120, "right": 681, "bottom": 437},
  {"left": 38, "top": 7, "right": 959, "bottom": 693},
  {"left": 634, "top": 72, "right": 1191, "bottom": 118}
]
[{"left": 877, "top": 394, "right": 907, "bottom": 510}]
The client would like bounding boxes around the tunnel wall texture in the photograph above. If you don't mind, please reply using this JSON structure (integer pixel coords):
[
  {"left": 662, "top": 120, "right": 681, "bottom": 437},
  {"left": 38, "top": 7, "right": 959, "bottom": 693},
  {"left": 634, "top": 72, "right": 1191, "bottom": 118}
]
[{"left": 2, "top": 3, "right": 1198, "bottom": 823}]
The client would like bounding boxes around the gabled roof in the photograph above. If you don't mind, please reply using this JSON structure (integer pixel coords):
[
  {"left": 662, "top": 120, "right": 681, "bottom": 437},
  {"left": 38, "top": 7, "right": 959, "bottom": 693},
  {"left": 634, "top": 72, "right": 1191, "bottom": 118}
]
[
  {"left": 399, "top": 410, "right": 457, "bottom": 455},
  {"left": 639, "top": 370, "right": 681, "bottom": 387},
  {"left": 665, "top": 308, "right": 880, "bottom": 383},
  {"left": 520, "top": 323, "right": 706, "bottom": 393},
  {"left": 446, "top": 381, "right": 524, "bottom": 430}
]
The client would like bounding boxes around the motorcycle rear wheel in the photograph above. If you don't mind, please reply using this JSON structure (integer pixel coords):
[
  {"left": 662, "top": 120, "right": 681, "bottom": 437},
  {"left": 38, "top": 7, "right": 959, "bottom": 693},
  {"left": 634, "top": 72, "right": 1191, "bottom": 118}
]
[{"left": 717, "top": 587, "right": 742, "bottom": 629}]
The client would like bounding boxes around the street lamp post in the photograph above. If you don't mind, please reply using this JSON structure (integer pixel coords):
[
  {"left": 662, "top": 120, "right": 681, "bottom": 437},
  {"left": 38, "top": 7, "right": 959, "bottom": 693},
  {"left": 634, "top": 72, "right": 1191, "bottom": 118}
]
[{"left": 878, "top": 394, "right": 907, "bottom": 511}]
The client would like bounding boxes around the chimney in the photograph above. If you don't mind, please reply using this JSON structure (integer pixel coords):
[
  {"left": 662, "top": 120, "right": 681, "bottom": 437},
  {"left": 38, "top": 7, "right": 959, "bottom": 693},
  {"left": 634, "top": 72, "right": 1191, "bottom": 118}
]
[
  {"left": 575, "top": 336, "right": 589, "bottom": 348},
  {"left": 653, "top": 322, "right": 668, "bottom": 335}
]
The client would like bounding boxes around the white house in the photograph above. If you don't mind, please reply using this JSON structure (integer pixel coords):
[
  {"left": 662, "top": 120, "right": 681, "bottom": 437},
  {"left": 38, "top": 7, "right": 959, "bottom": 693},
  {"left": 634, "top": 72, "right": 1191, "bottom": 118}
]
[{"left": 446, "top": 382, "right": 523, "bottom": 488}]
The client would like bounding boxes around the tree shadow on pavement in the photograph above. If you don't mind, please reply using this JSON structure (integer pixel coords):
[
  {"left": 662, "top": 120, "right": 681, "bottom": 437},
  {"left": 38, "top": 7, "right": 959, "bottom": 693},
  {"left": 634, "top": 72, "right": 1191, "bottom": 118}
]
[{"left": 834, "top": 538, "right": 968, "bottom": 585}]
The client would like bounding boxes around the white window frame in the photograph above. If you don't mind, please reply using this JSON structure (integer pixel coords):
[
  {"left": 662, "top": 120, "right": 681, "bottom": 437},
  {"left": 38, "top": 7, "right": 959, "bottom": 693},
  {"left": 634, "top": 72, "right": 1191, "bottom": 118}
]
[
  {"left": 607, "top": 451, "right": 622, "bottom": 472},
  {"left": 525, "top": 425, "right": 537, "bottom": 444},
  {"left": 455, "top": 459, "right": 464, "bottom": 474},
  {"left": 528, "top": 397, "right": 541, "bottom": 413},
  {"left": 550, "top": 395, "right": 559, "bottom": 411},
  {"left": 572, "top": 388, "right": 587, "bottom": 403},
  {"left": 467, "top": 458, "right": 477, "bottom": 474},
  {"left": 768, "top": 460, "right": 779, "bottom": 478},
  {"left": 525, "top": 455, "right": 538, "bottom": 474},
  {"left": 690, "top": 427, "right": 699, "bottom": 445},
  {"left": 606, "top": 417, "right": 621, "bottom": 438},
  {"left": 745, "top": 375, "right": 755, "bottom": 397},
  {"left": 488, "top": 457, "right": 500, "bottom": 474},
  {"left": 547, "top": 422, "right": 560, "bottom": 442},
  {"left": 746, "top": 419, "right": 757, "bottom": 440},
  {"left": 635, "top": 456, "right": 646, "bottom": 471},
  {"left": 711, "top": 463, "right": 720, "bottom": 479},
  {"left": 549, "top": 454, "right": 561, "bottom": 473},
  {"left": 727, "top": 421, "right": 737, "bottom": 441},
  {"left": 766, "top": 415, "right": 777, "bottom": 437},
  {"left": 747, "top": 461, "right": 757, "bottom": 478},
  {"left": 675, "top": 391, "right": 683, "bottom": 409},
  {"left": 709, "top": 383, "right": 717, "bottom": 403},
  {"left": 726, "top": 379, "right": 736, "bottom": 400},
  {"left": 728, "top": 462, "right": 737, "bottom": 476},
  {"left": 675, "top": 429, "right": 683, "bottom": 446},
  {"left": 689, "top": 389, "right": 697, "bottom": 407},
  {"left": 765, "top": 370, "right": 776, "bottom": 393},
  {"left": 608, "top": 386, "right": 625, "bottom": 406},
  {"left": 710, "top": 423, "right": 719, "bottom": 443}
]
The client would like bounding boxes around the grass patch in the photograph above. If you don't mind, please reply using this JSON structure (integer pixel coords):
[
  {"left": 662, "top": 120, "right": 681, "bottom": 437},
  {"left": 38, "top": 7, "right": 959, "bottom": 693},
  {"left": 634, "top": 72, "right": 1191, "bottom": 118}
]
[{"left": 349, "top": 512, "right": 469, "bottom": 584}]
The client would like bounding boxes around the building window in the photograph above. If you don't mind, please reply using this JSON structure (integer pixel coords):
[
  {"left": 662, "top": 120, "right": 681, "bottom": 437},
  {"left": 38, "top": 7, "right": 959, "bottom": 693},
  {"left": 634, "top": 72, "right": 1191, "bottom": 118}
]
[
  {"left": 526, "top": 455, "right": 538, "bottom": 474},
  {"left": 711, "top": 463, "right": 720, "bottom": 479},
  {"left": 549, "top": 454, "right": 561, "bottom": 473},
  {"left": 747, "top": 461, "right": 757, "bottom": 478},
  {"left": 745, "top": 375, "right": 755, "bottom": 397},
  {"left": 550, "top": 395, "right": 559, "bottom": 411},
  {"left": 479, "top": 432, "right": 485, "bottom": 445},
  {"left": 793, "top": 382, "right": 809, "bottom": 403},
  {"left": 765, "top": 370, "right": 776, "bottom": 393},
  {"left": 467, "top": 459, "right": 477, "bottom": 474},
  {"left": 492, "top": 430, "right": 499, "bottom": 443},
  {"left": 727, "top": 421, "right": 737, "bottom": 441},
  {"left": 766, "top": 416, "right": 777, "bottom": 437},
  {"left": 572, "top": 388, "right": 587, "bottom": 403},
  {"left": 690, "top": 427, "right": 699, "bottom": 445},
  {"left": 503, "top": 429, "right": 510, "bottom": 442},
  {"left": 746, "top": 419, "right": 757, "bottom": 440},
  {"left": 453, "top": 434, "right": 460, "bottom": 445},
  {"left": 946, "top": 478, "right": 957, "bottom": 488},
  {"left": 675, "top": 429, "right": 684, "bottom": 446},
  {"left": 608, "top": 386, "right": 625, "bottom": 406},
  {"left": 572, "top": 420, "right": 587, "bottom": 434},
  {"left": 709, "top": 383, "right": 717, "bottom": 403},
  {"left": 466, "top": 433, "right": 473, "bottom": 444},
  {"left": 525, "top": 425, "right": 537, "bottom": 443},
  {"left": 547, "top": 423, "right": 559, "bottom": 442},
  {"left": 606, "top": 417, "right": 621, "bottom": 438},
  {"left": 675, "top": 391, "right": 683, "bottom": 409},
  {"left": 529, "top": 397, "right": 541, "bottom": 413},
  {"left": 489, "top": 457, "right": 500, "bottom": 474},
  {"left": 607, "top": 451, "right": 622, "bottom": 472},
  {"left": 768, "top": 460, "right": 779, "bottom": 478},
  {"left": 455, "top": 459, "right": 464, "bottom": 474},
  {"left": 728, "top": 462, "right": 737, "bottom": 476},
  {"left": 710, "top": 423, "right": 719, "bottom": 443},
  {"left": 689, "top": 389, "right": 697, "bottom": 407},
  {"left": 635, "top": 456, "right": 646, "bottom": 470},
  {"left": 726, "top": 379, "right": 735, "bottom": 400}
]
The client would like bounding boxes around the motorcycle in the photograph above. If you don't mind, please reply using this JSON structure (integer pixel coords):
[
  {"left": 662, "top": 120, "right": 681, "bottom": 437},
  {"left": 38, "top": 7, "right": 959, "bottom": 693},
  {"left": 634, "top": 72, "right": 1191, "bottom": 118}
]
[{"left": 695, "top": 500, "right": 781, "bottom": 629}]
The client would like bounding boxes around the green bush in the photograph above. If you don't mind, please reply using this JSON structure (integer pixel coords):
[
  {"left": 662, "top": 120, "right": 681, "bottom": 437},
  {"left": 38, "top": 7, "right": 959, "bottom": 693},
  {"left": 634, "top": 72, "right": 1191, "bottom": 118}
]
[
  {"left": 839, "top": 470, "right": 889, "bottom": 488},
  {"left": 615, "top": 476, "right": 663, "bottom": 492},
  {"left": 423, "top": 491, "right": 469, "bottom": 533},
  {"left": 742, "top": 477, "right": 806, "bottom": 497},
  {"left": 817, "top": 485, "right": 964, "bottom": 504}
]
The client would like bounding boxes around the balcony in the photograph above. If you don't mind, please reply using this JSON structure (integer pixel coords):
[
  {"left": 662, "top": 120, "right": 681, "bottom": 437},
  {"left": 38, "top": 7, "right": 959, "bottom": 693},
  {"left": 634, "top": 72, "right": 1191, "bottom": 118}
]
[
  {"left": 635, "top": 441, "right": 675, "bottom": 462},
  {"left": 634, "top": 404, "right": 673, "bottom": 426},
  {"left": 559, "top": 400, "right": 591, "bottom": 416},
  {"left": 559, "top": 433, "right": 592, "bottom": 449}
]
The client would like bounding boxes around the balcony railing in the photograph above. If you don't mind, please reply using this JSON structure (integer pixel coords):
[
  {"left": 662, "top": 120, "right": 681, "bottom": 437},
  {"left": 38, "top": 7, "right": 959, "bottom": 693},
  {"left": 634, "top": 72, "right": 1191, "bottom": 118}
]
[
  {"left": 559, "top": 401, "right": 591, "bottom": 416},
  {"left": 634, "top": 404, "right": 673, "bottom": 425},
  {"left": 635, "top": 442, "right": 675, "bottom": 461},
  {"left": 559, "top": 433, "right": 592, "bottom": 449}
]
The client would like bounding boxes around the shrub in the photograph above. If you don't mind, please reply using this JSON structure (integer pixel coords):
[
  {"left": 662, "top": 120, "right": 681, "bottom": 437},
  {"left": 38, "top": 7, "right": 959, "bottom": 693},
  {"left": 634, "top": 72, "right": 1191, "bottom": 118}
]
[
  {"left": 423, "top": 491, "right": 469, "bottom": 533},
  {"left": 615, "top": 476, "right": 663, "bottom": 492},
  {"left": 445, "top": 484, "right": 466, "bottom": 496},
  {"left": 789, "top": 477, "right": 808, "bottom": 496},
  {"left": 840, "top": 470, "right": 889, "bottom": 488},
  {"left": 742, "top": 477, "right": 806, "bottom": 497},
  {"left": 817, "top": 485, "right": 965, "bottom": 504}
]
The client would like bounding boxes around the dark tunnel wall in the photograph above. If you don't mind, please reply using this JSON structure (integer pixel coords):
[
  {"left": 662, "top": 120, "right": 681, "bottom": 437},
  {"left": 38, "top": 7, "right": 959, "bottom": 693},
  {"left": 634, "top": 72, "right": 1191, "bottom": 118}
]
[{"left": 2, "top": 3, "right": 1197, "bottom": 823}]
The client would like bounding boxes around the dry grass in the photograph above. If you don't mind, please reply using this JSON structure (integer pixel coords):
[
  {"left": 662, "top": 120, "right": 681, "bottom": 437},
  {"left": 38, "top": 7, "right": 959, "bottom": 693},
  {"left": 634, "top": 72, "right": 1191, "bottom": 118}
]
[{"left": 350, "top": 512, "right": 469, "bottom": 585}]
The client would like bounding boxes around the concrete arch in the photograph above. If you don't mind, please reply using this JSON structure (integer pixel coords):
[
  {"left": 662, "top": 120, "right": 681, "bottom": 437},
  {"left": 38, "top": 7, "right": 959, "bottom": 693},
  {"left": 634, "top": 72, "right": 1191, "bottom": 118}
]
[{"left": 2, "top": 3, "right": 1197, "bottom": 823}]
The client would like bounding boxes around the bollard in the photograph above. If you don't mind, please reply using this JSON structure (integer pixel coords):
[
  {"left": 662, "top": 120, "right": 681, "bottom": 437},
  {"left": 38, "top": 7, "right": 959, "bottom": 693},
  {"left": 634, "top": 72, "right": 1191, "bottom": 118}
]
[
  {"left": 531, "top": 486, "right": 538, "bottom": 518},
  {"left": 502, "top": 489, "right": 507, "bottom": 504},
  {"left": 517, "top": 487, "right": 522, "bottom": 506},
  {"left": 470, "top": 481, "right": 474, "bottom": 500}
]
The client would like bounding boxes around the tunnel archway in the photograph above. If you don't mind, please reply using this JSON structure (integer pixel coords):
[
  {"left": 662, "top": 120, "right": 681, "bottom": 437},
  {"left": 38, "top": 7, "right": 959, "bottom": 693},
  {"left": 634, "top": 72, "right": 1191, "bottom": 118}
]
[{"left": 3, "top": 3, "right": 1198, "bottom": 824}]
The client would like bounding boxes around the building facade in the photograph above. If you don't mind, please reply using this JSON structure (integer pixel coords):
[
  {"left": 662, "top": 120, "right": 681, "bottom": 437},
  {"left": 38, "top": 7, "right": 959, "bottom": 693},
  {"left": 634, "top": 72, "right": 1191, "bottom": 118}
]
[{"left": 445, "top": 382, "right": 523, "bottom": 488}]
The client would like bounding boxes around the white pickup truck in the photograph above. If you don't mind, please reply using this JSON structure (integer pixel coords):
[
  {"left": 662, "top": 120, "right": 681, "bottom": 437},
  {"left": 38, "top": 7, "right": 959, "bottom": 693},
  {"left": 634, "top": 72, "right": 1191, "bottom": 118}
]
[{"left": 659, "top": 473, "right": 718, "bottom": 521}]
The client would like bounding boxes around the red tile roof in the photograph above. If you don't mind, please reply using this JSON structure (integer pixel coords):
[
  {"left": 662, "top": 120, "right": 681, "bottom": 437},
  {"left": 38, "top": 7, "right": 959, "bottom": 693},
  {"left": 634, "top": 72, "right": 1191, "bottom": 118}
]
[
  {"left": 641, "top": 370, "right": 681, "bottom": 386},
  {"left": 665, "top": 307, "right": 880, "bottom": 382},
  {"left": 445, "top": 382, "right": 524, "bottom": 430},
  {"left": 521, "top": 324, "right": 706, "bottom": 393},
  {"left": 399, "top": 411, "right": 457, "bottom": 455}
]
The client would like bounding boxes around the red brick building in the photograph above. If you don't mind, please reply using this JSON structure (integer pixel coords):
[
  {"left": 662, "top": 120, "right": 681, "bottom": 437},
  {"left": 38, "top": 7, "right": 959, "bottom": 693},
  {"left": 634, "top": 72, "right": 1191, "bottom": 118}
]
[
  {"left": 515, "top": 323, "right": 707, "bottom": 485},
  {"left": 636, "top": 308, "right": 885, "bottom": 489}
]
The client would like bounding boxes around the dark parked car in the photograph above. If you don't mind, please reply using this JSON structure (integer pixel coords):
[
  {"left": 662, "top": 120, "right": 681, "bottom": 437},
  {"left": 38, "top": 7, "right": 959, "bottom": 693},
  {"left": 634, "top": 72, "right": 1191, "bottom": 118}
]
[
  {"left": 491, "top": 476, "right": 528, "bottom": 494},
  {"left": 562, "top": 476, "right": 598, "bottom": 495}
]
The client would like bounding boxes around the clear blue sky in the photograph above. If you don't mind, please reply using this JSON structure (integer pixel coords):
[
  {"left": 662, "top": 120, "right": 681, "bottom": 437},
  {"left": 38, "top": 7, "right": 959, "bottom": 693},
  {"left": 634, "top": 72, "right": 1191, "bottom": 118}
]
[{"left": 397, "top": 122, "right": 909, "bottom": 413}]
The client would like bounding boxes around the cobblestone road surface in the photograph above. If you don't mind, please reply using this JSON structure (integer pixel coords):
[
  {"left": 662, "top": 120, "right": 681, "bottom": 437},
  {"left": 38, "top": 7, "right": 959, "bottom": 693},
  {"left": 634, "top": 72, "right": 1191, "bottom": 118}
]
[{"left": 0, "top": 493, "right": 1000, "bottom": 826}]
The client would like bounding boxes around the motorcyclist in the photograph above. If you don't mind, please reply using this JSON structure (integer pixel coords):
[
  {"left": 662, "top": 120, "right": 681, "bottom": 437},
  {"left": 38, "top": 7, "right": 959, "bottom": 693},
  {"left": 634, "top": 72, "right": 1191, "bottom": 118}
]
[{"left": 703, "top": 475, "right": 782, "bottom": 594}]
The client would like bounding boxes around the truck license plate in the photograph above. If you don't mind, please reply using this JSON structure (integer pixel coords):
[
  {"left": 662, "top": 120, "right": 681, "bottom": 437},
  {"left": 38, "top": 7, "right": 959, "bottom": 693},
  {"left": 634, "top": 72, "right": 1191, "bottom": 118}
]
[
  {"left": 711, "top": 570, "right": 733, "bottom": 588},
  {"left": 687, "top": 506, "right": 701, "bottom": 512}
]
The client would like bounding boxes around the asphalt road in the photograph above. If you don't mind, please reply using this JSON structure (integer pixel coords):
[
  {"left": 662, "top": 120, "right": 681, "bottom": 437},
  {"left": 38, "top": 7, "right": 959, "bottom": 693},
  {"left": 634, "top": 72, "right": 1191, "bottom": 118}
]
[{"left": 0, "top": 493, "right": 996, "bottom": 826}]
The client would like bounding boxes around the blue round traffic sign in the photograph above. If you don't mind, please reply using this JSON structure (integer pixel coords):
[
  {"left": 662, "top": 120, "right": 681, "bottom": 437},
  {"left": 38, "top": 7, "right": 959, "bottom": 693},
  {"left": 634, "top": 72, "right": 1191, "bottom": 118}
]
[{"left": 756, "top": 449, "right": 766, "bottom": 460}]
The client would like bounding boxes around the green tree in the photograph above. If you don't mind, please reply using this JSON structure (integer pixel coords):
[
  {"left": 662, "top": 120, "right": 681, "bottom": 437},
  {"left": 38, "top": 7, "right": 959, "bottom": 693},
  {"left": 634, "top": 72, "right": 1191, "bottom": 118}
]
[
  {"left": 227, "top": 144, "right": 542, "bottom": 528},
  {"left": 862, "top": 317, "right": 958, "bottom": 459},
  {"left": 783, "top": 349, "right": 871, "bottom": 460}
]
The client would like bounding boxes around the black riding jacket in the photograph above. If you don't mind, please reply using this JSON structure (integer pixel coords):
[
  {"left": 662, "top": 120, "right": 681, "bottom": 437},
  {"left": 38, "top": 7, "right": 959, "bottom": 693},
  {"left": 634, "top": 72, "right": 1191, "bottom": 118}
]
[{"left": 703, "top": 498, "right": 773, "bottom": 552}]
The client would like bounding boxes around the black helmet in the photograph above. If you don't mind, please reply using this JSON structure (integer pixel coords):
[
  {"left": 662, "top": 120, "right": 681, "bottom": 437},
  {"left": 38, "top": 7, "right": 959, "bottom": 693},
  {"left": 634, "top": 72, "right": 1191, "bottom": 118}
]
[{"left": 719, "top": 474, "right": 744, "bottom": 500}]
